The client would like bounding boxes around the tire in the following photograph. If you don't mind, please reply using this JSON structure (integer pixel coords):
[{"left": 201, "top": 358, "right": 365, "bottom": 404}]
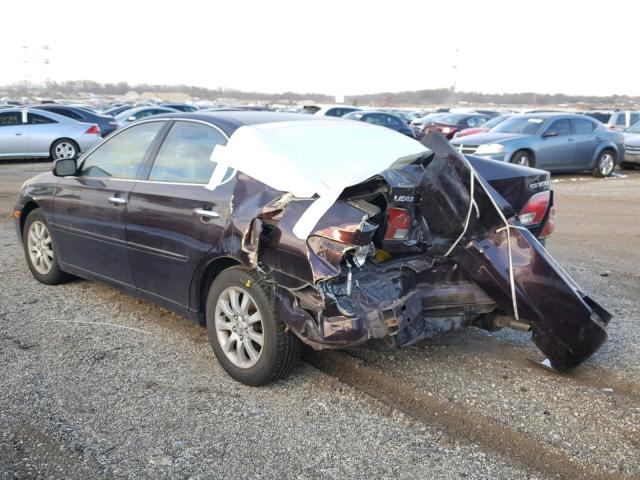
[
  {"left": 50, "top": 139, "right": 79, "bottom": 161},
  {"left": 206, "top": 267, "right": 301, "bottom": 385},
  {"left": 592, "top": 149, "right": 615, "bottom": 177},
  {"left": 22, "top": 208, "right": 73, "bottom": 285},
  {"left": 510, "top": 150, "right": 533, "bottom": 167}
]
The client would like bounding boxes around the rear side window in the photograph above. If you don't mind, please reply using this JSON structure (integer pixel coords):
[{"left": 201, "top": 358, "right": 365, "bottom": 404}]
[
  {"left": 79, "top": 121, "right": 164, "bottom": 179},
  {"left": 27, "top": 113, "right": 55, "bottom": 124},
  {"left": 631, "top": 113, "right": 640, "bottom": 126},
  {"left": 0, "top": 112, "right": 21, "bottom": 126},
  {"left": 573, "top": 118, "right": 595, "bottom": 135},
  {"left": 51, "top": 108, "right": 84, "bottom": 120},
  {"left": 148, "top": 122, "right": 227, "bottom": 184}
]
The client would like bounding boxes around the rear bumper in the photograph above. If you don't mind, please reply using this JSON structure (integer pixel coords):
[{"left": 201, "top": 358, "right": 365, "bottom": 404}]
[{"left": 277, "top": 257, "right": 496, "bottom": 350}]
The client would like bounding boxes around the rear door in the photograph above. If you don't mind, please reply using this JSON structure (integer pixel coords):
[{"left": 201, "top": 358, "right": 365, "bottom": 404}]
[
  {"left": 24, "top": 112, "right": 59, "bottom": 155},
  {"left": 571, "top": 117, "right": 599, "bottom": 168},
  {"left": 52, "top": 121, "right": 166, "bottom": 285},
  {"left": 0, "top": 111, "right": 29, "bottom": 157},
  {"left": 125, "top": 120, "right": 233, "bottom": 308},
  {"left": 537, "top": 118, "right": 576, "bottom": 170}
]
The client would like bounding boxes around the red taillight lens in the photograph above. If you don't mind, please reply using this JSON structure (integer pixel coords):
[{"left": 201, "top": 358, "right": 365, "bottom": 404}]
[
  {"left": 85, "top": 124, "right": 101, "bottom": 135},
  {"left": 519, "top": 191, "right": 550, "bottom": 226},
  {"left": 384, "top": 207, "right": 410, "bottom": 240},
  {"left": 539, "top": 206, "right": 556, "bottom": 239}
]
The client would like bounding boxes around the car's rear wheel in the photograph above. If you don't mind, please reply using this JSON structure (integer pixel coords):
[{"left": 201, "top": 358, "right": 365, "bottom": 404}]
[
  {"left": 592, "top": 149, "right": 615, "bottom": 177},
  {"left": 50, "top": 139, "right": 79, "bottom": 161},
  {"left": 510, "top": 150, "right": 533, "bottom": 167},
  {"left": 206, "top": 267, "right": 301, "bottom": 385},
  {"left": 22, "top": 208, "right": 73, "bottom": 285}
]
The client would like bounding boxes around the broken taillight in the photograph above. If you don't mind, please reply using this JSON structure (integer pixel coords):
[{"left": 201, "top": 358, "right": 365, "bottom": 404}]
[
  {"left": 519, "top": 191, "right": 550, "bottom": 226},
  {"left": 538, "top": 206, "right": 556, "bottom": 239},
  {"left": 384, "top": 207, "right": 410, "bottom": 240}
]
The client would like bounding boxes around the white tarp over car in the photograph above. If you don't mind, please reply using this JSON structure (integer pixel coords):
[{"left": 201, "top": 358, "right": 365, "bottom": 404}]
[{"left": 206, "top": 119, "right": 427, "bottom": 239}]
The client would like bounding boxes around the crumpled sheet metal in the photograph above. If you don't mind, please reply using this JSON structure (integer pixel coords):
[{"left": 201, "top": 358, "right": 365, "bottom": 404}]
[{"left": 420, "top": 130, "right": 611, "bottom": 369}]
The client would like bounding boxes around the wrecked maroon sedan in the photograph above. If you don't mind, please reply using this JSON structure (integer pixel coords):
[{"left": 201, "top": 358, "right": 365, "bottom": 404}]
[{"left": 15, "top": 112, "right": 610, "bottom": 385}]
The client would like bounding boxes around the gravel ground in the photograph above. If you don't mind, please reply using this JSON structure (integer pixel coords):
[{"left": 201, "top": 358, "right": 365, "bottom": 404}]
[{"left": 1, "top": 160, "right": 639, "bottom": 479}]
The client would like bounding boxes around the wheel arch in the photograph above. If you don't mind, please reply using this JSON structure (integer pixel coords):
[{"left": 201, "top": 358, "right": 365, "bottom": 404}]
[
  {"left": 192, "top": 256, "right": 243, "bottom": 325},
  {"left": 591, "top": 144, "right": 618, "bottom": 168},
  {"left": 510, "top": 148, "right": 536, "bottom": 166},
  {"left": 19, "top": 201, "right": 41, "bottom": 237}
]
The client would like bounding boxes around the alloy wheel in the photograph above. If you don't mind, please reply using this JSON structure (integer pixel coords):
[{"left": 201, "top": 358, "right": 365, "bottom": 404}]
[
  {"left": 599, "top": 153, "right": 614, "bottom": 176},
  {"left": 214, "top": 286, "right": 264, "bottom": 368},
  {"left": 27, "top": 221, "right": 54, "bottom": 275},
  {"left": 54, "top": 142, "right": 76, "bottom": 159}
]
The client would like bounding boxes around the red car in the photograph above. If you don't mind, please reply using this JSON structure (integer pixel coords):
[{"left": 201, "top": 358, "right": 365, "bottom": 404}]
[
  {"left": 454, "top": 114, "right": 510, "bottom": 138},
  {"left": 429, "top": 113, "right": 491, "bottom": 139}
]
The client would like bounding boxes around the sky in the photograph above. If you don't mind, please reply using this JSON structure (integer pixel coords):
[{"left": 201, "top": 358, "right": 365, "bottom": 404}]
[{"left": 1, "top": 0, "right": 638, "bottom": 97}]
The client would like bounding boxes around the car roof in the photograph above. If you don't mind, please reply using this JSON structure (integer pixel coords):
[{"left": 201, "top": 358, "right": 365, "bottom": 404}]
[{"left": 148, "top": 111, "right": 331, "bottom": 137}]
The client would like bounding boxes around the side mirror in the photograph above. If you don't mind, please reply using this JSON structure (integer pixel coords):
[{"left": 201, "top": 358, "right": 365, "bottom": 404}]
[
  {"left": 53, "top": 158, "right": 77, "bottom": 177},
  {"left": 542, "top": 130, "right": 558, "bottom": 138}
]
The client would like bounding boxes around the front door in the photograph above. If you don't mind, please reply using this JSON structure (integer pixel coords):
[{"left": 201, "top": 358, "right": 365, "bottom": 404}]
[
  {"left": 0, "top": 111, "right": 29, "bottom": 157},
  {"left": 51, "top": 121, "right": 166, "bottom": 285},
  {"left": 125, "top": 120, "right": 232, "bottom": 307},
  {"left": 537, "top": 118, "right": 576, "bottom": 170}
]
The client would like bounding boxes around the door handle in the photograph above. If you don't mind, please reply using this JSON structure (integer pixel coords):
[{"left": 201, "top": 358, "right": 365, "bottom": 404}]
[
  {"left": 194, "top": 208, "right": 220, "bottom": 219},
  {"left": 567, "top": 137, "right": 575, "bottom": 142},
  {"left": 15, "top": 133, "right": 23, "bottom": 136},
  {"left": 108, "top": 196, "right": 127, "bottom": 206}
]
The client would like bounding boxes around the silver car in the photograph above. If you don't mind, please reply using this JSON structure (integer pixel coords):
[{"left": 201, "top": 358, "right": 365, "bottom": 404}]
[{"left": 0, "top": 108, "right": 102, "bottom": 160}]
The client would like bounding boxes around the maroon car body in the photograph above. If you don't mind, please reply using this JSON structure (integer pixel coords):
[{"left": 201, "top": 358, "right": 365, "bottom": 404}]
[{"left": 14, "top": 112, "right": 609, "bottom": 384}]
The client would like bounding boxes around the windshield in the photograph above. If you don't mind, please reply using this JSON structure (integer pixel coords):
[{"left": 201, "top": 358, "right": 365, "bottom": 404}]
[
  {"left": 627, "top": 121, "right": 640, "bottom": 133},
  {"left": 483, "top": 115, "right": 508, "bottom": 129},
  {"left": 492, "top": 116, "right": 545, "bottom": 135}
]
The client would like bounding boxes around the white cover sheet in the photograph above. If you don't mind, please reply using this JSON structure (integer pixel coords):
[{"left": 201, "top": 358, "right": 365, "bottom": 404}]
[{"left": 206, "top": 119, "right": 427, "bottom": 239}]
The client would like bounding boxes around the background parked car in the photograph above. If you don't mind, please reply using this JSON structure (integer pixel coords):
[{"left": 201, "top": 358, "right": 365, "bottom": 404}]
[
  {"left": 0, "top": 108, "right": 102, "bottom": 160},
  {"left": 302, "top": 105, "right": 361, "bottom": 117},
  {"left": 30, "top": 104, "right": 118, "bottom": 137},
  {"left": 453, "top": 114, "right": 511, "bottom": 138},
  {"left": 160, "top": 103, "right": 199, "bottom": 112},
  {"left": 584, "top": 110, "right": 640, "bottom": 131},
  {"left": 342, "top": 110, "right": 415, "bottom": 137},
  {"left": 410, "top": 112, "right": 447, "bottom": 139},
  {"left": 450, "top": 113, "right": 624, "bottom": 177},
  {"left": 114, "top": 106, "right": 179, "bottom": 127},
  {"left": 429, "top": 113, "right": 491, "bottom": 139},
  {"left": 104, "top": 105, "right": 135, "bottom": 117}
]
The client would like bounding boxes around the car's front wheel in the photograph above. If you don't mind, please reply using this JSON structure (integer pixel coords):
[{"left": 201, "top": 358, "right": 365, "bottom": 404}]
[
  {"left": 206, "top": 267, "right": 301, "bottom": 385},
  {"left": 22, "top": 208, "right": 73, "bottom": 285},
  {"left": 510, "top": 150, "right": 533, "bottom": 167},
  {"left": 592, "top": 149, "right": 615, "bottom": 177}
]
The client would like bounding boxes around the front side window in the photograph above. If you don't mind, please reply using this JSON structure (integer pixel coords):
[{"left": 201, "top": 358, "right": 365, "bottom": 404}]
[
  {"left": 0, "top": 112, "right": 21, "bottom": 126},
  {"left": 546, "top": 118, "right": 572, "bottom": 136},
  {"left": 616, "top": 114, "right": 626, "bottom": 126},
  {"left": 148, "top": 122, "right": 227, "bottom": 184},
  {"left": 79, "top": 121, "right": 164, "bottom": 179}
]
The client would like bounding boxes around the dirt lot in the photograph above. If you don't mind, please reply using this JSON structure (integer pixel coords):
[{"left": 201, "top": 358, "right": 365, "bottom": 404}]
[{"left": 1, "top": 161, "right": 639, "bottom": 480}]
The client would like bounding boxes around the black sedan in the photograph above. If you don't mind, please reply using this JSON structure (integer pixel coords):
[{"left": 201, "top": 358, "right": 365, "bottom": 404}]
[
  {"left": 15, "top": 112, "right": 609, "bottom": 385},
  {"left": 31, "top": 104, "right": 119, "bottom": 137},
  {"left": 342, "top": 110, "right": 415, "bottom": 137}
]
